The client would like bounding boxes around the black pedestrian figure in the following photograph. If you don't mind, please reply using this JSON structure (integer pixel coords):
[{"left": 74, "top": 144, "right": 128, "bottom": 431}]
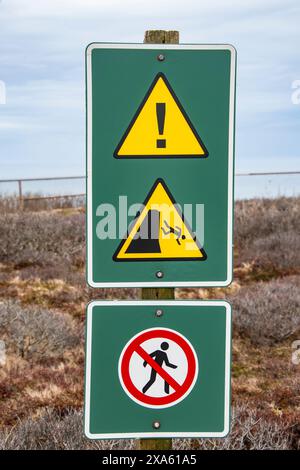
[{"left": 142, "top": 342, "right": 177, "bottom": 395}]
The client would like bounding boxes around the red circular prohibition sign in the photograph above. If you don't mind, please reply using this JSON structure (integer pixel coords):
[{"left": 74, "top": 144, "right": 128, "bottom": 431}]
[{"left": 120, "top": 328, "right": 197, "bottom": 407}]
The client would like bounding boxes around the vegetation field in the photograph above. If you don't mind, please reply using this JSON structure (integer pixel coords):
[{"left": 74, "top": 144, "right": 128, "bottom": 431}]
[{"left": 0, "top": 197, "right": 299, "bottom": 449}]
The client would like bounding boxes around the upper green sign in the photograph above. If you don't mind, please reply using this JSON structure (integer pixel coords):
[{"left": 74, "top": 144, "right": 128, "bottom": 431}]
[{"left": 86, "top": 43, "right": 236, "bottom": 287}]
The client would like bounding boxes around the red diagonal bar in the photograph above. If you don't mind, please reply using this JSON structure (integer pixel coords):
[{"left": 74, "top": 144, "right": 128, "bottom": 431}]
[{"left": 135, "top": 344, "right": 181, "bottom": 392}]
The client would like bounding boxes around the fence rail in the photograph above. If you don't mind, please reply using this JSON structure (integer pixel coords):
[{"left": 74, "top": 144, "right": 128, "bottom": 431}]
[
  {"left": 0, "top": 171, "right": 299, "bottom": 209},
  {"left": 0, "top": 176, "right": 86, "bottom": 209}
]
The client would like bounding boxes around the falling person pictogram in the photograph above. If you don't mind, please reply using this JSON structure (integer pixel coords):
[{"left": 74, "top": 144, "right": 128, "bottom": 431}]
[
  {"left": 142, "top": 342, "right": 177, "bottom": 395},
  {"left": 161, "top": 220, "right": 186, "bottom": 245}
]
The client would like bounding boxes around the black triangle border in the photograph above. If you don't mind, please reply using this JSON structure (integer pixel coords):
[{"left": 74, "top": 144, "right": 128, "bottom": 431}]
[
  {"left": 113, "top": 178, "right": 207, "bottom": 262},
  {"left": 114, "top": 73, "right": 209, "bottom": 159}
]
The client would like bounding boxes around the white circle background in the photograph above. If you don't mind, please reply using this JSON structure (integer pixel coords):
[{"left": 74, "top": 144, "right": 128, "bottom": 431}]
[{"left": 118, "top": 327, "right": 199, "bottom": 409}]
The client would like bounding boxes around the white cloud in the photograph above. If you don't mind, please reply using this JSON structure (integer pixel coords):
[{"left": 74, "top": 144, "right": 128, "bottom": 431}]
[
  {"left": 4, "top": 0, "right": 296, "bottom": 19},
  {"left": 0, "top": 0, "right": 299, "bottom": 178},
  {"left": 0, "top": 119, "right": 45, "bottom": 131},
  {"left": 7, "top": 80, "right": 84, "bottom": 110}
]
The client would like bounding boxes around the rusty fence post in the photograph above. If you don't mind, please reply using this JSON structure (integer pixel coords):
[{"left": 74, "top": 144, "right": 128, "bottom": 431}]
[{"left": 18, "top": 179, "right": 23, "bottom": 210}]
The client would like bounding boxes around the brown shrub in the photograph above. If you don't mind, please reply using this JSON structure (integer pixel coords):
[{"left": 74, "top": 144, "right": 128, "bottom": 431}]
[
  {"left": 0, "top": 405, "right": 294, "bottom": 450},
  {"left": 234, "top": 197, "right": 300, "bottom": 273},
  {"left": 249, "top": 231, "right": 300, "bottom": 271},
  {"left": 0, "top": 408, "right": 134, "bottom": 450},
  {"left": 231, "top": 277, "right": 300, "bottom": 345},
  {"left": 0, "top": 300, "right": 80, "bottom": 359},
  {"left": 0, "top": 211, "right": 85, "bottom": 269},
  {"left": 234, "top": 197, "right": 300, "bottom": 247},
  {"left": 174, "top": 403, "right": 293, "bottom": 450},
  {"left": 1, "top": 196, "right": 299, "bottom": 283}
]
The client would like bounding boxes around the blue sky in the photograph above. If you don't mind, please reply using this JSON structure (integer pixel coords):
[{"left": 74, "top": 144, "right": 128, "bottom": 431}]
[{"left": 0, "top": 0, "right": 299, "bottom": 180}]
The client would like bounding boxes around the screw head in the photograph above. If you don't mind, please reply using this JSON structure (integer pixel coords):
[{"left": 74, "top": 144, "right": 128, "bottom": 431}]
[
  {"left": 157, "top": 54, "right": 165, "bottom": 62},
  {"left": 156, "top": 271, "right": 164, "bottom": 279},
  {"left": 155, "top": 309, "right": 163, "bottom": 317},
  {"left": 152, "top": 421, "right": 161, "bottom": 429}
]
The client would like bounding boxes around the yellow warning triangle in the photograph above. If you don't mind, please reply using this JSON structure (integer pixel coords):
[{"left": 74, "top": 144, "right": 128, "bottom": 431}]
[
  {"left": 114, "top": 73, "right": 208, "bottom": 158},
  {"left": 113, "top": 179, "right": 207, "bottom": 261}
]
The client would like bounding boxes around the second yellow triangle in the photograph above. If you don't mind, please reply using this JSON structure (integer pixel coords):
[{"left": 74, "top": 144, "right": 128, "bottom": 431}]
[{"left": 113, "top": 179, "right": 207, "bottom": 261}]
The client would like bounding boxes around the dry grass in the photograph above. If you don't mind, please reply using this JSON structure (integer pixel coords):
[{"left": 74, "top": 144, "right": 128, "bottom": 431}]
[
  {"left": 0, "top": 196, "right": 299, "bottom": 449},
  {"left": 0, "top": 275, "right": 138, "bottom": 318},
  {"left": 1, "top": 403, "right": 298, "bottom": 450},
  {"left": 0, "top": 193, "right": 84, "bottom": 213},
  {"left": 0, "top": 348, "right": 84, "bottom": 426}
]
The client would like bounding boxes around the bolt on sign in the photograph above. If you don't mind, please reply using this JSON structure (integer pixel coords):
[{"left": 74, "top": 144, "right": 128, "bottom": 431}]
[
  {"left": 86, "top": 44, "right": 236, "bottom": 287},
  {"left": 84, "top": 300, "right": 232, "bottom": 439}
]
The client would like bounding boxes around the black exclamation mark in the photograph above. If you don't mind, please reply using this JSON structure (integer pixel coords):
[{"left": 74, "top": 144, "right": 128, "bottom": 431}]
[{"left": 156, "top": 103, "right": 166, "bottom": 148}]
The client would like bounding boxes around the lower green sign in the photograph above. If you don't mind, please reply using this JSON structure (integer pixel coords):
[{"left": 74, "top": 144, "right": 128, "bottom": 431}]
[{"left": 84, "top": 300, "right": 231, "bottom": 439}]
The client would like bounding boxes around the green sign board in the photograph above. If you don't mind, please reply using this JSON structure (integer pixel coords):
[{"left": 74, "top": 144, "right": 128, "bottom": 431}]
[
  {"left": 86, "top": 43, "right": 236, "bottom": 287},
  {"left": 84, "top": 300, "right": 231, "bottom": 439}
]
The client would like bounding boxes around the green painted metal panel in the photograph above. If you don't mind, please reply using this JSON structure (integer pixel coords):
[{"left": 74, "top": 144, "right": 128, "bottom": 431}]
[
  {"left": 84, "top": 301, "right": 231, "bottom": 439},
  {"left": 86, "top": 43, "right": 236, "bottom": 287}
]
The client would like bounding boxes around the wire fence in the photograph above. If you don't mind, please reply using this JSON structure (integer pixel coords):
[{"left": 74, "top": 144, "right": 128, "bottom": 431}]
[
  {"left": 0, "top": 176, "right": 85, "bottom": 210},
  {"left": 0, "top": 171, "right": 299, "bottom": 210}
]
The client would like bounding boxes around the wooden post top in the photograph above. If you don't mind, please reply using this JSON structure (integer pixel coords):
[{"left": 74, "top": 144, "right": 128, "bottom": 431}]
[{"left": 144, "top": 30, "right": 179, "bottom": 44}]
